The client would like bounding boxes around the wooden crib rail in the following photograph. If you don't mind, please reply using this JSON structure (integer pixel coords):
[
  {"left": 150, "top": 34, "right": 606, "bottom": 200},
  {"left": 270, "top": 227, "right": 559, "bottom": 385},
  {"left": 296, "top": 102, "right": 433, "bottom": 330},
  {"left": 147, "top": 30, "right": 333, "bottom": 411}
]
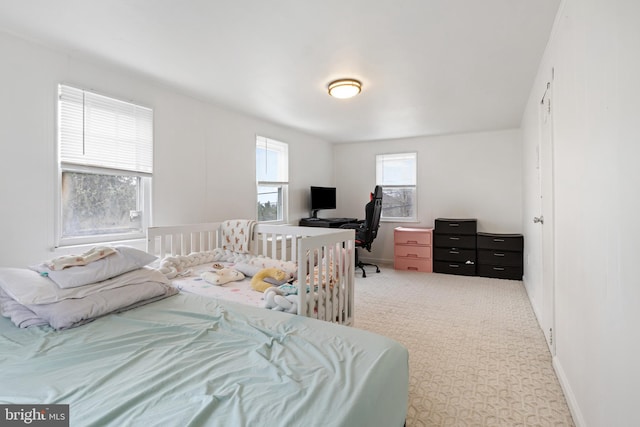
[
  {"left": 146, "top": 222, "right": 356, "bottom": 325},
  {"left": 147, "top": 222, "right": 222, "bottom": 258}
]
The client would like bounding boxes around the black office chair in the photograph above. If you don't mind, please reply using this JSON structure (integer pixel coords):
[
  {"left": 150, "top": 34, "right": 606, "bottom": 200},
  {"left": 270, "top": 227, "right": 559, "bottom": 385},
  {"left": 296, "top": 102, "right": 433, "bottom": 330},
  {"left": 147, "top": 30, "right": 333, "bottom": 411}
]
[{"left": 341, "top": 186, "right": 383, "bottom": 277}]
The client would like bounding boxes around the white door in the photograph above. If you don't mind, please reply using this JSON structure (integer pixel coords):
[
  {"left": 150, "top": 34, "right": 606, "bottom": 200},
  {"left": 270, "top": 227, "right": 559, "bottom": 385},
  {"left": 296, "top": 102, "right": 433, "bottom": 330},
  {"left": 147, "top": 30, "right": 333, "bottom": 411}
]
[{"left": 538, "top": 80, "right": 556, "bottom": 355}]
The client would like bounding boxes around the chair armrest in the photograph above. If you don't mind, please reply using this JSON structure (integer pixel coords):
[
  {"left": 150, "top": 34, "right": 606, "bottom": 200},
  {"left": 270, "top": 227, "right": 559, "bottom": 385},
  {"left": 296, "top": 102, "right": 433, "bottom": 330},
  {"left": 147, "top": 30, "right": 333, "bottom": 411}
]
[{"left": 340, "top": 221, "right": 363, "bottom": 230}]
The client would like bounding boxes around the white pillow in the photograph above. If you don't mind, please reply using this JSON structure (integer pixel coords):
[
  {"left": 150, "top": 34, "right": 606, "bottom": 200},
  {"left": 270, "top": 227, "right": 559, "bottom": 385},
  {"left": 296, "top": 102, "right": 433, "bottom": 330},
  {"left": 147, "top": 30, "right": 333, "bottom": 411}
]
[
  {"left": 0, "top": 267, "right": 168, "bottom": 305},
  {"left": 0, "top": 268, "right": 58, "bottom": 306},
  {"left": 233, "top": 262, "right": 262, "bottom": 277},
  {"left": 31, "top": 246, "right": 157, "bottom": 288}
]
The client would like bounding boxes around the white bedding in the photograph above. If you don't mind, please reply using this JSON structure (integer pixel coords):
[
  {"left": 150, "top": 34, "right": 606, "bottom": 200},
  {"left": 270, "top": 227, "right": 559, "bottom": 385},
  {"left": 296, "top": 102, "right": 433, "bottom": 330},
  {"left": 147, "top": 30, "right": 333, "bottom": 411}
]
[
  {"left": 0, "top": 267, "right": 177, "bottom": 330},
  {"left": 172, "top": 263, "right": 266, "bottom": 308},
  {"left": 166, "top": 258, "right": 341, "bottom": 313},
  {"left": 0, "top": 267, "right": 169, "bottom": 305}
]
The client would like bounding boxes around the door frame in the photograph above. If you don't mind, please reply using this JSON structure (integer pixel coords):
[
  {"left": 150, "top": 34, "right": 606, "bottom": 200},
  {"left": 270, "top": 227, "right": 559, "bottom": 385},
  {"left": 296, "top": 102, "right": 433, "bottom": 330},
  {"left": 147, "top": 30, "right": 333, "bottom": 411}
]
[{"left": 539, "top": 74, "right": 556, "bottom": 355}]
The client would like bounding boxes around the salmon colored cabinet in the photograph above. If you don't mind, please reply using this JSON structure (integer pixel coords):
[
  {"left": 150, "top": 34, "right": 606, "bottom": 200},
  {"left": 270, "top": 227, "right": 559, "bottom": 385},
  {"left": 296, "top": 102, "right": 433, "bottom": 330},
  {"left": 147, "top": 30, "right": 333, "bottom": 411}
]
[{"left": 394, "top": 227, "right": 433, "bottom": 273}]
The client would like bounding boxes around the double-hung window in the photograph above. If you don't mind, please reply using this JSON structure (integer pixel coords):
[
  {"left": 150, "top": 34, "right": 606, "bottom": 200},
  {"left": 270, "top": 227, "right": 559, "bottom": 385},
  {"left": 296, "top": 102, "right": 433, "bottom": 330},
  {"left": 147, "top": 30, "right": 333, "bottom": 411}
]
[
  {"left": 57, "top": 84, "right": 153, "bottom": 246},
  {"left": 256, "top": 136, "right": 288, "bottom": 222},
  {"left": 376, "top": 152, "right": 417, "bottom": 221}
]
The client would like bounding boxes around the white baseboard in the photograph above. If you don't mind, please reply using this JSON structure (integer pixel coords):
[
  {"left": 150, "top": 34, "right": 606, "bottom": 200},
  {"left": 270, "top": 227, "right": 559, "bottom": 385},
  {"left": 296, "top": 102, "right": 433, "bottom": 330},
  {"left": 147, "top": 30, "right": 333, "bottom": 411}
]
[
  {"left": 553, "top": 356, "right": 586, "bottom": 427},
  {"left": 522, "top": 275, "right": 545, "bottom": 331},
  {"left": 519, "top": 277, "right": 585, "bottom": 427}
]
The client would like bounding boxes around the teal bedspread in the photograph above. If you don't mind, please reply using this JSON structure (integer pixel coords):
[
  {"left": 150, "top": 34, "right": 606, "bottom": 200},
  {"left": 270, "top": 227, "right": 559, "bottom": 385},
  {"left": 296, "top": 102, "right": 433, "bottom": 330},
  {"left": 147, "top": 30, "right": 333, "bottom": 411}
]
[{"left": 0, "top": 294, "right": 408, "bottom": 426}]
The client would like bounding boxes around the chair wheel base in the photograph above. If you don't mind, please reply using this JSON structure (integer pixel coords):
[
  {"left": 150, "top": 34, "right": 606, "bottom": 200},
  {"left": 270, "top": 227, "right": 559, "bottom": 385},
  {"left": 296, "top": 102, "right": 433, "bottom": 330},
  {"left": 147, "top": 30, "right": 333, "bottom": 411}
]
[{"left": 356, "top": 261, "right": 380, "bottom": 278}]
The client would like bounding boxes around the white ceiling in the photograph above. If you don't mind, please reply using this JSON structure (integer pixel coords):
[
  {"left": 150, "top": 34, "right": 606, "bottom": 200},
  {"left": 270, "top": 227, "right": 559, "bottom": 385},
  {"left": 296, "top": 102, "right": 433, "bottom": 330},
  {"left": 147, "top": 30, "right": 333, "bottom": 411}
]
[{"left": 0, "top": 0, "right": 560, "bottom": 143}]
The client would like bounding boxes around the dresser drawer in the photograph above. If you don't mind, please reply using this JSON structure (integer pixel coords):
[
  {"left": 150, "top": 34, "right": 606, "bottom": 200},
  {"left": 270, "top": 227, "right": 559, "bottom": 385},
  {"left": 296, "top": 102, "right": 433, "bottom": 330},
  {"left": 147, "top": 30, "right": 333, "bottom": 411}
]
[
  {"left": 434, "top": 218, "right": 477, "bottom": 235},
  {"left": 477, "top": 249, "right": 523, "bottom": 267},
  {"left": 395, "top": 257, "right": 432, "bottom": 273},
  {"left": 433, "top": 261, "right": 476, "bottom": 276},
  {"left": 395, "top": 244, "right": 431, "bottom": 259},
  {"left": 477, "top": 264, "right": 523, "bottom": 280},
  {"left": 433, "top": 234, "right": 476, "bottom": 249},
  {"left": 434, "top": 247, "right": 476, "bottom": 263},
  {"left": 394, "top": 227, "right": 432, "bottom": 245},
  {"left": 477, "top": 232, "right": 523, "bottom": 251}
]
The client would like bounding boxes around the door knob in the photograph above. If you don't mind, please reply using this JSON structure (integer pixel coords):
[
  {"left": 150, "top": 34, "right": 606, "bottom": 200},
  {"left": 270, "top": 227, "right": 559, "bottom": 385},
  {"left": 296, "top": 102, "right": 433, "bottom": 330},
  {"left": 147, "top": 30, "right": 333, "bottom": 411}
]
[{"left": 533, "top": 216, "right": 544, "bottom": 224}]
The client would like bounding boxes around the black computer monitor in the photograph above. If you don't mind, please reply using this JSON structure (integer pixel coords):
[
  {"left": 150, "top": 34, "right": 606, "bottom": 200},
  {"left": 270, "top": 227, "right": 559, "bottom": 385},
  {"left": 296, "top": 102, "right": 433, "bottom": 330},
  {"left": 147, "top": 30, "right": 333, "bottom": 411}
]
[{"left": 310, "top": 186, "right": 336, "bottom": 218}]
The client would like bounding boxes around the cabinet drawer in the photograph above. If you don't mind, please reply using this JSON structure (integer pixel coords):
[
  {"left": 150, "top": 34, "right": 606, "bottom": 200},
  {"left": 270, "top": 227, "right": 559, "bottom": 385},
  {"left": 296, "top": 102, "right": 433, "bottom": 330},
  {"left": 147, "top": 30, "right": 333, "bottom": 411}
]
[
  {"left": 434, "top": 218, "right": 477, "bottom": 235},
  {"left": 395, "top": 257, "right": 432, "bottom": 273},
  {"left": 433, "top": 261, "right": 476, "bottom": 276},
  {"left": 477, "top": 264, "right": 523, "bottom": 280},
  {"left": 394, "top": 228, "right": 432, "bottom": 245},
  {"left": 395, "top": 244, "right": 431, "bottom": 259},
  {"left": 477, "top": 232, "right": 523, "bottom": 251},
  {"left": 477, "top": 249, "right": 523, "bottom": 267},
  {"left": 433, "top": 234, "right": 476, "bottom": 249},
  {"left": 434, "top": 247, "right": 476, "bottom": 263}
]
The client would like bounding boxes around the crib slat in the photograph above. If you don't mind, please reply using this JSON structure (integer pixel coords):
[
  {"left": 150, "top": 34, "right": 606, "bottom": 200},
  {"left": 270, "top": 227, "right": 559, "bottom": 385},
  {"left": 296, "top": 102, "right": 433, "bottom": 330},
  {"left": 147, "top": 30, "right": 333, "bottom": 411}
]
[{"left": 291, "top": 235, "right": 297, "bottom": 263}]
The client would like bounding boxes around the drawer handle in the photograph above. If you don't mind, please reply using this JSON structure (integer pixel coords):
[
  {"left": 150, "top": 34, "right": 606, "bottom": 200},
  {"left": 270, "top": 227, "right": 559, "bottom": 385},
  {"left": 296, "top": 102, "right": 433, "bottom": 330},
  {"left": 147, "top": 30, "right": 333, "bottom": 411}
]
[
  {"left": 407, "top": 254, "right": 418, "bottom": 258},
  {"left": 449, "top": 264, "right": 460, "bottom": 268},
  {"left": 493, "top": 267, "right": 505, "bottom": 271},
  {"left": 493, "top": 238, "right": 505, "bottom": 242},
  {"left": 449, "top": 250, "right": 459, "bottom": 254},
  {"left": 449, "top": 236, "right": 460, "bottom": 240},
  {"left": 449, "top": 223, "right": 460, "bottom": 227},
  {"left": 406, "top": 240, "right": 418, "bottom": 244},
  {"left": 407, "top": 267, "right": 418, "bottom": 271},
  {"left": 494, "top": 253, "right": 505, "bottom": 257}
]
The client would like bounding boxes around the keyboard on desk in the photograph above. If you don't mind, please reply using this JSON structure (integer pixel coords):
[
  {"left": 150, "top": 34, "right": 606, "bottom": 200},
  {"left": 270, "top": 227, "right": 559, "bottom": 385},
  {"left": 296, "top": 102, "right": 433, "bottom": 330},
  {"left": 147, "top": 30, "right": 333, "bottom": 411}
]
[
  {"left": 299, "top": 217, "right": 358, "bottom": 227},
  {"left": 326, "top": 217, "right": 358, "bottom": 223}
]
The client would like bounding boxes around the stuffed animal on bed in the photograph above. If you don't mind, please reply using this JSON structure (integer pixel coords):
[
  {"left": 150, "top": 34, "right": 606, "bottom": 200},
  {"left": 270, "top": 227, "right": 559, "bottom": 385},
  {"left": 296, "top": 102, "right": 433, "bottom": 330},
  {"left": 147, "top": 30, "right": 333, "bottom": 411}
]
[
  {"left": 264, "top": 287, "right": 298, "bottom": 313},
  {"left": 200, "top": 268, "right": 245, "bottom": 286},
  {"left": 250, "top": 267, "right": 287, "bottom": 292},
  {"left": 263, "top": 287, "right": 324, "bottom": 314}
]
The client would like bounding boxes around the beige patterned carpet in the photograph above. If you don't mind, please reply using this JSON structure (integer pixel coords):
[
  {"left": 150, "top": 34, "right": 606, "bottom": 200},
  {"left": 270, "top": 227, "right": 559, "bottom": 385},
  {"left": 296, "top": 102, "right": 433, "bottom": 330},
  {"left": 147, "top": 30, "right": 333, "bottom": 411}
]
[{"left": 352, "top": 266, "right": 575, "bottom": 427}]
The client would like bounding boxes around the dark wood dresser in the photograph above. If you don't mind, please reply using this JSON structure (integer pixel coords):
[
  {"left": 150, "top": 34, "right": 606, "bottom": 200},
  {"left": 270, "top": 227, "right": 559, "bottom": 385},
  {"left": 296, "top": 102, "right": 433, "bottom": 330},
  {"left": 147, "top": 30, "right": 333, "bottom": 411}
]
[{"left": 433, "top": 218, "right": 477, "bottom": 276}]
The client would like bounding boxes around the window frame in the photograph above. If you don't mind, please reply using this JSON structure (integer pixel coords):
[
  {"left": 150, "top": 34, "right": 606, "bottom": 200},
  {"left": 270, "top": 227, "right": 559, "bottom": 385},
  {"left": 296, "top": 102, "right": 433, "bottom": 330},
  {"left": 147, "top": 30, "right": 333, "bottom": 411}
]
[
  {"left": 55, "top": 84, "right": 153, "bottom": 247},
  {"left": 376, "top": 152, "right": 418, "bottom": 222},
  {"left": 256, "top": 136, "right": 289, "bottom": 223}
]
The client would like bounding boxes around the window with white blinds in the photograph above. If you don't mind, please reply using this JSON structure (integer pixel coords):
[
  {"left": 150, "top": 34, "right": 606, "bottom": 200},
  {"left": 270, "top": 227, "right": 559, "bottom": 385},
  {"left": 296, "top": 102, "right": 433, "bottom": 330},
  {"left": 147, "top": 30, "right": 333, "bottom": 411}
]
[
  {"left": 256, "top": 136, "right": 288, "bottom": 222},
  {"left": 58, "top": 85, "right": 153, "bottom": 174},
  {"left": 376, "top": 152, "right": 417, "bottom": 221},
  {"left": 56, "top": 84, "right": 153, "bottom": 246}
]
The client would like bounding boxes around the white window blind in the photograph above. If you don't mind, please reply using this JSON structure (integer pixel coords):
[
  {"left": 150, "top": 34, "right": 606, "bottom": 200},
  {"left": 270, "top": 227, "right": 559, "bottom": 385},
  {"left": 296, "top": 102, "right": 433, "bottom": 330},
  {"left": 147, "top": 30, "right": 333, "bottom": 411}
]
[
  {"left": 256, "top": 136, "right": 288, "bottom": 222},
  {"left": 256, "top": 136, "right": 288, "bottom": 183},
  {"left": 58, "top": 85, "right": 153, "bottom": 174},
  {"left": 376, "top": 152, "right": 417, "bottom": 186},
  {"left": 376, "top": 152, "right": 417, "bottom": 221}
]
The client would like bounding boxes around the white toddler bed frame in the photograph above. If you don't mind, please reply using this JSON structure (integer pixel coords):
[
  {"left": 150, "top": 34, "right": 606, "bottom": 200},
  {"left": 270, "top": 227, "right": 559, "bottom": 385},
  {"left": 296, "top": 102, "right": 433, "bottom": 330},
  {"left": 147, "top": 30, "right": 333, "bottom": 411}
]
[{"left": 147, "top": 222, "right": 355, "bottom": 325}]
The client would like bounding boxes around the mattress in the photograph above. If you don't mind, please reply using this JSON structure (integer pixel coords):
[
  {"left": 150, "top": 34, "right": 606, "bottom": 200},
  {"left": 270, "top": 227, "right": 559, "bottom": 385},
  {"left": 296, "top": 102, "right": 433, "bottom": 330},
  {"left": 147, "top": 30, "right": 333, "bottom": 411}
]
[
  {"left": 171, "top": 263, "right": 265, "bottom": 308},
  {"left": 0, "top": 293, "right": 408, "bottom": 426}
]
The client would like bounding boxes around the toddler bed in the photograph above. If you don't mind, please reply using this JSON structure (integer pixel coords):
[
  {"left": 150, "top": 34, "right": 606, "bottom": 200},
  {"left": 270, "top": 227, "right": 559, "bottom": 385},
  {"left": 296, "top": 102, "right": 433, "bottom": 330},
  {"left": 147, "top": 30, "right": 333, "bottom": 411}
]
[{"left": 147, "top": 221, "right": 356, "bottom": 326}]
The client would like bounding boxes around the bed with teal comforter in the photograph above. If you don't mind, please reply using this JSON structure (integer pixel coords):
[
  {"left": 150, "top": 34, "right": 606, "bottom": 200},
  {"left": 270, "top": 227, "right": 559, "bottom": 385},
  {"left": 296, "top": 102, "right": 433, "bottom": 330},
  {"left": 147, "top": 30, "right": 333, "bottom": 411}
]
[{"left": 0, "top": 293, "right": 408, "bottom": 426}]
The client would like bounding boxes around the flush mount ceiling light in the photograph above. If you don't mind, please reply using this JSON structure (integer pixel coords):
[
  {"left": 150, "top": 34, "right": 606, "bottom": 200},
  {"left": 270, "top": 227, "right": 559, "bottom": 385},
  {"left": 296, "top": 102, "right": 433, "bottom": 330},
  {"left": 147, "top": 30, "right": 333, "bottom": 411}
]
[{"left": 327, "top": 79, "right": 362, "bottom": 99}]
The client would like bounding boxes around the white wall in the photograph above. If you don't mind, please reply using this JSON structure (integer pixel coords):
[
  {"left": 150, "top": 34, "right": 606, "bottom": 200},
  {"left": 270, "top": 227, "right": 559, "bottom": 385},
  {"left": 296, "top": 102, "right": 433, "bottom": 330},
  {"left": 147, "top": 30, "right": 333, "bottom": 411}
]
[
  {"left": 521, "top": 0, "right": 640, "bottom": 425},
  {"left": 334, "top": 130, "right": 523, "bottom": 263},
  {"left": 0, "top": 31, "right": 334, "bottom": 268}
]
